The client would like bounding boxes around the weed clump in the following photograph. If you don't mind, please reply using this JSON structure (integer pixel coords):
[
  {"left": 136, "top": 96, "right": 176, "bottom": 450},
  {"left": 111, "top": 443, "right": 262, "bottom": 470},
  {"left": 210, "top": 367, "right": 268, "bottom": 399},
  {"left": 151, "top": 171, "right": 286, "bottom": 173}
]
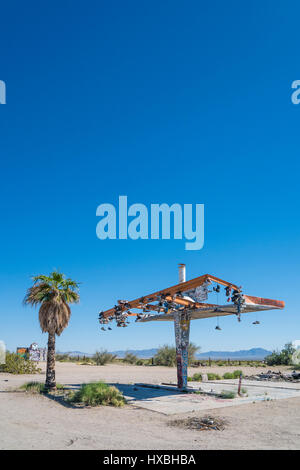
[
  {"left": 92, "top": 350, "right": 117, "bottom": 366},
  {"left": 19, "top": 381, "right": 65, "bottom": 393},
  {"left": 233, "top": 370, "right": 243, "bottom": 378},
  {"left": 153, "top": 343, "right": 200, "bottom": 367},
  {"left": 223, "top": 372, "right": 234, "bottom": 379},
  {"left": 19, "top": 381, "right": 47, "bottom": 393},
  {"left": 223, "top": 370, "right": 243, "bottom": 379},
  {"left": 68, "top": 382, "right": 125, "bottom": 407},
  {"left": 218, "top": 390, "right": 236, "bottom": 399},
  {"left": 192, "top": 373, "right": 203, "bottom": 381},
  {"left": 0, "top": 353, "right": 42, "bottom": 375},
  {"left": 207, "top": 373, "right": 221, "bottom": 380},
  {"left": 123, "top": 352, "right": 138, "bottom": 364}
]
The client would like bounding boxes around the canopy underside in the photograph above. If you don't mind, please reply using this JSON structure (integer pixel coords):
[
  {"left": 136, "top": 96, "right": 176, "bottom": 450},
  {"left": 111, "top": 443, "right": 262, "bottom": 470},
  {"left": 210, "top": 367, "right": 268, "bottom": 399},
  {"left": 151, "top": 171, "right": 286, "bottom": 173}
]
[{"left": 136, "top": 301, "right": 282, "bottom": 322}]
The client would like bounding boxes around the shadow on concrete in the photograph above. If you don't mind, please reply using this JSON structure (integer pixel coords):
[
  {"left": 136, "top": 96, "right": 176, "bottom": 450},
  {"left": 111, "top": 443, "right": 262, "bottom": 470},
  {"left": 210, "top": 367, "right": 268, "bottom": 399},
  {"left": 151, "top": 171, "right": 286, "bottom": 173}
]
[
  {"left": 40, "top": 382, "right": 185, "bottom": 408},
  {"left": 113, "top": 383, "right": 183, "bottom": 401},
  {"left": 44, "top": 392, "right": 81, "bottom": 409}
]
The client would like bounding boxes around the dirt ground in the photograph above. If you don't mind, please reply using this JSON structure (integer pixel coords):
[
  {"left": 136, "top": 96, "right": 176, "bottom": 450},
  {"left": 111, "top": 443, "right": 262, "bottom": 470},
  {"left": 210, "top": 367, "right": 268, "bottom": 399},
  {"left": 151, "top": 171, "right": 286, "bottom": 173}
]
[{"left": 1, "top": 362, "right": 299, "bottom": 450}]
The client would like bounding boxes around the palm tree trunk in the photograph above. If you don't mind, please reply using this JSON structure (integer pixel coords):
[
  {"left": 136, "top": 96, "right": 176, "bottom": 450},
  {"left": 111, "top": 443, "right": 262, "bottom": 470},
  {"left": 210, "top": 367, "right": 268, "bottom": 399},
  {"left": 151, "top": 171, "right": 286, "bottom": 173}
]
[{"left": 45, "top": 333, "right": 56, "bottom": 390}]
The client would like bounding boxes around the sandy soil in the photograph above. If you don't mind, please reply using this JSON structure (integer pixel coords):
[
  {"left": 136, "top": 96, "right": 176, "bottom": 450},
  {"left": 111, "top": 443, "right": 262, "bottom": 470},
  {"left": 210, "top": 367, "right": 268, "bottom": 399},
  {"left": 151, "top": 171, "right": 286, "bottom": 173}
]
[{"left": 0, "top": 362, "right": 299, "bottom": 450}]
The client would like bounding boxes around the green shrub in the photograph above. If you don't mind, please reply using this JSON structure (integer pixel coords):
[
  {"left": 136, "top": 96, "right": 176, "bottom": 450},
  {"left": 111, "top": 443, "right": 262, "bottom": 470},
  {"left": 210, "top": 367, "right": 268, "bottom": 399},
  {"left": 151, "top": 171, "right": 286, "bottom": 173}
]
[
  {"left": 123, "top": 352, "right": 138, "bottom": 364},
  {"left": 153, "top": 345, "right": 176, "bottom": 367},
  {"left": 233, "top": 370, "right": 243, "bottom": 378},
  {"left": 218, "top": 390, "right": 236, "bottom": 399},
  {"left": 191, "top": 373, "right": 202, "bottom": 381},
  {"left": 92, "top": 350, "right": 116, "bottom": 366},
  {"left": 142, "top": 359, "right": 152, "bottom": 366},
  {"left": 207, "top": 373, "right": 221, "bottom": 380},
  {"left": 188, "top": 342, "right": 201, "bottom": 364},
  {"left": 265, "top": 342, "right": 295, "bottom": 366},
  {"left": 56, "top": 383, "right": 65, "bottom": 390},
  {"left": 223, "top": 372, "right": 234, "bottom": 379},
  {"left": 19, "top": 381, "right": 65, "bottom": 393},
  {"left": 19, "top": 381, "right": 47, "bottom": 393},
  {"left": 153, "top": 343, "right": 200, "bottom": 367},
  {"left": 68, "top": 382, "right": 125, "bottom": 407},
  {"left": 80, "top": 357, "right": 93, "bottom": 364},
  {"left": 56, "top": 354, "right": 70, "bottom": 362},
  {"left": 222, "top": 371, "right": 242, "bottom": 379},
  {"left": 0, "top": 352, "right": 42, "bottom": 375}
]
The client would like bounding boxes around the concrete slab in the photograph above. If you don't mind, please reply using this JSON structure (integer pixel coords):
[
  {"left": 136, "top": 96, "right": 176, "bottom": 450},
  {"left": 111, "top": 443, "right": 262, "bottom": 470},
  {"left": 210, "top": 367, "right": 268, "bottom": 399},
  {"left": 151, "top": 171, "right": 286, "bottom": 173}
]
[
  {"left": 208, "top": 378, "right": 300, "bottom": 390},
  {"left": 114, "top": 381, "right": 300, "bottom": 415}
]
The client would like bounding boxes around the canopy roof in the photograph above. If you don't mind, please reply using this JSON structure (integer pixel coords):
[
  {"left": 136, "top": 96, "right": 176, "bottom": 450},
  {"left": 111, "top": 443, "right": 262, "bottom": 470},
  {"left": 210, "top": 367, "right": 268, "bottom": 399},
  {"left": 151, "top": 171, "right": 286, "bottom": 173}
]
[
  {"left": 100, "top": 274, "right": 284, "bottom": 323},
  {"left": 137, "top": 297, "right": 284, "bottom": 322}
]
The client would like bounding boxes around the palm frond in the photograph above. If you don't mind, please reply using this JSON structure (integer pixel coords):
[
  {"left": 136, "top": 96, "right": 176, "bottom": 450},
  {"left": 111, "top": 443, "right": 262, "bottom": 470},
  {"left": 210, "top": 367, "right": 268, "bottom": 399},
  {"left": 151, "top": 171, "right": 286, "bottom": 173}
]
[
  {"left": 23, "top": 271, "right": 80, "bottom": 335},
  {"left": 39, "top": 299, "right": 71, "bottom": 335}
]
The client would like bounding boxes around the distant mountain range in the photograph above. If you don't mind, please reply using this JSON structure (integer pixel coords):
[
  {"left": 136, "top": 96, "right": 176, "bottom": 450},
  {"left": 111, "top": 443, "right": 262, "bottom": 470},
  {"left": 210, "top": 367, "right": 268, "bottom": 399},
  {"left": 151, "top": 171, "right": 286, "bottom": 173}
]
[
  {"left": 195, "top": 348, "right": 272, "bottom": 360},
  {"left": 60, "top": 347, "right": 272, "bottom": 360}
]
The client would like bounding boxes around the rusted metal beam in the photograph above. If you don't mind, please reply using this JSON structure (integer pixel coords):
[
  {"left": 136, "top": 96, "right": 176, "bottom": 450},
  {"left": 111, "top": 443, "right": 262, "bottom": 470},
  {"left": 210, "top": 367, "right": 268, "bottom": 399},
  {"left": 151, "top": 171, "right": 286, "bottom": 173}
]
[{"left": 243, "top": 295, "right": 285, "bottom": 309}]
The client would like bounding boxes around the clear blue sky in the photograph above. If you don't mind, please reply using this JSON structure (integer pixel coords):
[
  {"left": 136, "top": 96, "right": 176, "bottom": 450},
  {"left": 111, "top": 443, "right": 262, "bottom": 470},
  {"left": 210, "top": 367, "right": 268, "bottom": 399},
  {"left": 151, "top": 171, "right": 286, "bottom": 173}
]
[{"left": 1, "top": 1, "right": 299, "bottom": 354}]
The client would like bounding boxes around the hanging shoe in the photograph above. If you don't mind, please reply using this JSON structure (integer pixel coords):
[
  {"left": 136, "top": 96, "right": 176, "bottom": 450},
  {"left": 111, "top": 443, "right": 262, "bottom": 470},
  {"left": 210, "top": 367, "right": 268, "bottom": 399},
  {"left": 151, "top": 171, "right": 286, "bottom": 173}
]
[{"left": 225, "top": 286, "right": 232, "bottom": 297}]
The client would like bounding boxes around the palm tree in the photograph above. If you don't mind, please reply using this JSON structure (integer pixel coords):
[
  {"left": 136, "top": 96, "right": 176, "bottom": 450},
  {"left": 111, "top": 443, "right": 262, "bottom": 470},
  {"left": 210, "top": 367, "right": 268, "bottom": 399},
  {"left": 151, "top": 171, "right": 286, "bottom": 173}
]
[{"left": 23, "top": 271, "right": 80, "bottom": 390}]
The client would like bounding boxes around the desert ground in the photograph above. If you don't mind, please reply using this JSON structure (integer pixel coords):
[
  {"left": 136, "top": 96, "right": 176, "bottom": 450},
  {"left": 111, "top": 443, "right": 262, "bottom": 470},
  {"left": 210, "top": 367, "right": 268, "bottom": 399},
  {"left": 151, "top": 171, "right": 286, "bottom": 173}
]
[{"left": 1, "top": 362, "right": 300, "bottom": 450}]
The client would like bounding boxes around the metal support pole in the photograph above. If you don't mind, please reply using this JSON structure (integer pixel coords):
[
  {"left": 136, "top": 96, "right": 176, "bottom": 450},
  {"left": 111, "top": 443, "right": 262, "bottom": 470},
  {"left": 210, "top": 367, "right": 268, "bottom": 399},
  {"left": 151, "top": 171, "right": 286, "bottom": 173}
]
[
  {"left": 178, "top": 263, "right": 186, "bottom": 284},
  {"left": 174, "top": 263, "right": 190, "bottom": 390},
  {"left": 238, "top": 372, "right": 243, "bottom": 396},
  {"left": 174, "top": 311, "right": 190, "bottom": 389}
]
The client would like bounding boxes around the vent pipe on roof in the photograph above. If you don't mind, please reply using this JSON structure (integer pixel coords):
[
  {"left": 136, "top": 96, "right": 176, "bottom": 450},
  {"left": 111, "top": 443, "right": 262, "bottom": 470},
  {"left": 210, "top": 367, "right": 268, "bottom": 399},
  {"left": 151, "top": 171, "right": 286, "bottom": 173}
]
[{"left": 178, "top": 263, "right": 186, "bottom": 284}]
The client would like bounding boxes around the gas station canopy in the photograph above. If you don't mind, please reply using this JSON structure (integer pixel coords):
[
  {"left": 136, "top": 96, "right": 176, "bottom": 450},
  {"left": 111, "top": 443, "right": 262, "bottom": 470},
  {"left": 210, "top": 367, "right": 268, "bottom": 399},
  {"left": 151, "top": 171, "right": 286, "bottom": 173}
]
[{"left": 99, "top": 273, "right": 284, "bottom": 325}]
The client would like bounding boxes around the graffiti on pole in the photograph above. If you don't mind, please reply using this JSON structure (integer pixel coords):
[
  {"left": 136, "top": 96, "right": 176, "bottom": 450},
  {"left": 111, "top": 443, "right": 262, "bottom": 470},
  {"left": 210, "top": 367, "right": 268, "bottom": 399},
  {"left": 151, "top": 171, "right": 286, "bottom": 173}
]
[{"left": 174, "top": 312, "right": 190, "bottom": 389}]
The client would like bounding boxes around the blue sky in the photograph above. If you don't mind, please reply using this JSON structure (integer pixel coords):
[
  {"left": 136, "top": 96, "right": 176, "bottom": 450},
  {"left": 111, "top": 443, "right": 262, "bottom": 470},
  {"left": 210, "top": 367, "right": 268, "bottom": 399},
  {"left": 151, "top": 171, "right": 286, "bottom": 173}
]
[{"left": 0, "top": 1, "right": 299, "bottom": 354}]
